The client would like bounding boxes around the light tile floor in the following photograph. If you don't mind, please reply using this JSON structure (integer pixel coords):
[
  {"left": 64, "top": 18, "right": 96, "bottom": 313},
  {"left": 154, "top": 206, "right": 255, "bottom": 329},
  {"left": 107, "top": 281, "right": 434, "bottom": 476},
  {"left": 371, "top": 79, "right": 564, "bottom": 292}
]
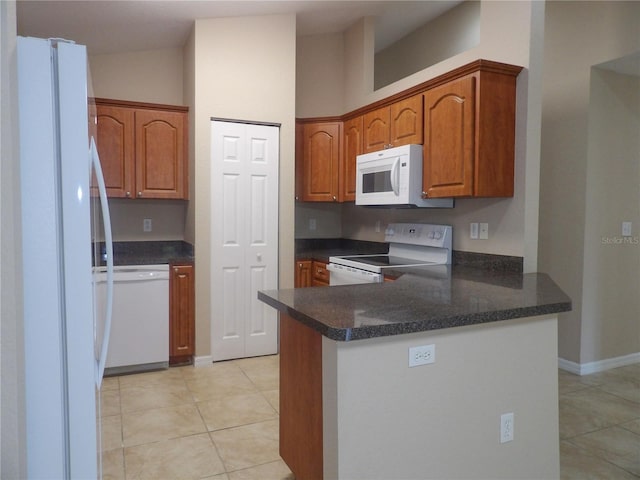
[
  {"left": 559, "top": 363, "right": 640, "bottom": 479},
  {"left": 100, "top": 355, "right": 293, "bottom": 480},
  {"left": 102, "top": 356, "right": 639, "bottom": 479}
]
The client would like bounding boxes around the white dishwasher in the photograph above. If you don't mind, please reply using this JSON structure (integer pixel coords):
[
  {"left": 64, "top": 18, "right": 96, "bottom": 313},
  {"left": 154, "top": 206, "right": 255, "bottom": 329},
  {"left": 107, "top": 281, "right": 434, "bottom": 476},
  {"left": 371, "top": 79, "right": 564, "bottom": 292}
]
[{"left": 94, "top": 264, "right": 170, "bottom": 375}]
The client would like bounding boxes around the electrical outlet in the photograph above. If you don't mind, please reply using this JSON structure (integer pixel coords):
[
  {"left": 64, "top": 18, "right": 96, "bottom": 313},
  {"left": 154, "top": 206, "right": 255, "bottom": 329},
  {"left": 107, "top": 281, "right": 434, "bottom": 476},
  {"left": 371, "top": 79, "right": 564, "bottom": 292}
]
[
  {"left": 622, "top": 222, "right": 632, "bottom": 237},
  {"left": 500, "top": 412, "right": 514, "bottom": 443},
  {"left": 143, "top": 218, "right": 152, "bottom": 232},
  {"left": 470, "top": 222, "right": 479, "bottom": 239},
  {"left": 479, "top": 223, "right": 489, "bottom": 240},
  {"left": 408, "top": 344, "right": 435, "bottom": 367},
  {"left": 309, "top": 218, "right": 317, "bottom": 231}
]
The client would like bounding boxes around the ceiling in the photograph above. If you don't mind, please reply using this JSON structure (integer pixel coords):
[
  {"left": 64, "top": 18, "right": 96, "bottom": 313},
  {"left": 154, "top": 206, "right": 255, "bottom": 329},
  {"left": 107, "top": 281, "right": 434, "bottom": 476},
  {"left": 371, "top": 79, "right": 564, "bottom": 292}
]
[{"left": 17, "top": 0, "right": 461, "bottom": 56}]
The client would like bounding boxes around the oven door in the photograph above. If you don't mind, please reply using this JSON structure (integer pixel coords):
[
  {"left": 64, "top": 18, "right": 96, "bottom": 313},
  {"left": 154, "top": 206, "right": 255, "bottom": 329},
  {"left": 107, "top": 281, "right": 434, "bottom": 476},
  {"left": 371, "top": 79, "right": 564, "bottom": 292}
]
[{"left": 327, "top": 263, "right": 383, "bottom": 285}]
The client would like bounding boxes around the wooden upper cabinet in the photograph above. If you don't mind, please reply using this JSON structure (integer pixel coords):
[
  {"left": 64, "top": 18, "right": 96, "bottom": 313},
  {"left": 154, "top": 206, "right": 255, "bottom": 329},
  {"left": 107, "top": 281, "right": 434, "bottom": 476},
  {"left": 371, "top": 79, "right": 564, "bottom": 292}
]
[
  {"left": 93, "top": 99, "right": 188, "bottom": 200},
  {"left": 341, "top": 116, "right": 363, "bottom": 202},
  {"left": 363, "top": 107, "right": 390, "bottom": 153},
  {"left": 423, "top": 68, "right": 517, "bottom": 198},
  {"left": 301, "top": 122, "right": 342, "bottom": 202},
  {"left": 363, "top": 95, "right": 423, "bottom": 153},
  {"left": 93, "top": 105, "right": 135, "bottom": 198},
  {"left": 390, "top": 95, "right": 423, "bottom": 147},
  {"left": 297, "top": 61, "right": 521, "bottom": 200},
  {"left": 423, "top": 76, "right": 475, "bottom": 198},
  {"left": 135, "top": 109, "right": 187, "bottom": 199}
]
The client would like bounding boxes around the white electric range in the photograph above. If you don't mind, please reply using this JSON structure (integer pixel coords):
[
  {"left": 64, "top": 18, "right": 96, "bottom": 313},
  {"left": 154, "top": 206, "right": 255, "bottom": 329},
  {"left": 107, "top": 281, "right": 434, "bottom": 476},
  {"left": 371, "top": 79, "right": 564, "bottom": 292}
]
[{"left": 327, "top": 223, "right": 452, "bottom": 285}]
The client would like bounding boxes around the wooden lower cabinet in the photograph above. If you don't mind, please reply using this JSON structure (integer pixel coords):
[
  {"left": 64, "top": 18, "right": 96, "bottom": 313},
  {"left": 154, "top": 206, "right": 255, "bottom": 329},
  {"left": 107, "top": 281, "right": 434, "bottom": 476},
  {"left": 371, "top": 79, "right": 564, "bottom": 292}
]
[
  {"left": 312, "top": 260, "right": 329, "bottom": 287},
  {"left": 295, "top": 259, "right": 330, "bottom": 288},
  {"left": 295, "top": 260, "right": 312, "bottom": 288},
  {"left": 169, "top": 262, "right": 195, "bottom": 365},
  {"left": 280, "top": 314, "right": 323, "bottom": 480}
]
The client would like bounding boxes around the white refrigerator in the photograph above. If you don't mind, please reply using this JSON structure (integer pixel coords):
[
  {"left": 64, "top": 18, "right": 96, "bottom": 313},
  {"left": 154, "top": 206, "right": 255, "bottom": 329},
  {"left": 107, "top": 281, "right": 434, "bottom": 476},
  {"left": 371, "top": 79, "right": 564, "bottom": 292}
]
[{"left": 17, "top": 37, "right": 114, "bottom": 478}]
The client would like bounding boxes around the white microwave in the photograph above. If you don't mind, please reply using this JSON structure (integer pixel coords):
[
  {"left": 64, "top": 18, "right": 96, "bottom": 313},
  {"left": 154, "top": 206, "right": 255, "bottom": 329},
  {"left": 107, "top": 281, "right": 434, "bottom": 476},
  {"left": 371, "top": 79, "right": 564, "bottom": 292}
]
[{"left": 355, "top": 144, "right": 454, "bottom": 208}]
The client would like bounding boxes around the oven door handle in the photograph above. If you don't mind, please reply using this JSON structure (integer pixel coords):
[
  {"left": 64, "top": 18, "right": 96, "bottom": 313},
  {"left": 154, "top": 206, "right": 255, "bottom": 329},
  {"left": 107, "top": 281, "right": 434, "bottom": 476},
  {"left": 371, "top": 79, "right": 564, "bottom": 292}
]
[{"left": 390, "top": 157, "right": 400, "bottom": 196}]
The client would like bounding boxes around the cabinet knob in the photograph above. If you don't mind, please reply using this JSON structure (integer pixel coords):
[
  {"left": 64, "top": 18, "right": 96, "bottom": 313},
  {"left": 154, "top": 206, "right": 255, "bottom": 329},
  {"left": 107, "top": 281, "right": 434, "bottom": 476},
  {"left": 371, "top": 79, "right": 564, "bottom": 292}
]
[
  {"left": 137, "top": 191, "right": 142, "bottom": 198},
  {"left": 174, "top": 267, "right": 179, "bottom": 273},
  {"left": 125, "top": 191, "right": 131, "bottom": 198},
  {"left": 332, "top": 195, "right": 336, "bottom": 201},
  {"left": 422, "top": 191, "right": 428, "bottom": 198}
]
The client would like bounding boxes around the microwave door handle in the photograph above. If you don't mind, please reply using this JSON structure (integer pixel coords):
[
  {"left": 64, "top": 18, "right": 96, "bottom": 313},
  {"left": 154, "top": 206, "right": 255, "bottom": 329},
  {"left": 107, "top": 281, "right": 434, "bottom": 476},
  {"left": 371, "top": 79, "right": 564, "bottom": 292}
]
[{"left": 390, "top": 157, "right": 400, "bottom": 196}]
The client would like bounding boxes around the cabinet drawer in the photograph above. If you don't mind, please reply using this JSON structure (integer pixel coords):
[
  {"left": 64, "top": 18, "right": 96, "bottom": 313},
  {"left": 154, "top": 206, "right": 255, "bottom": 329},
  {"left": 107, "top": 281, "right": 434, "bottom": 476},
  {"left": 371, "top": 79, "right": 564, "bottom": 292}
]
[{"left": 312, "top": 261, "right": 330, "bottom": 286}]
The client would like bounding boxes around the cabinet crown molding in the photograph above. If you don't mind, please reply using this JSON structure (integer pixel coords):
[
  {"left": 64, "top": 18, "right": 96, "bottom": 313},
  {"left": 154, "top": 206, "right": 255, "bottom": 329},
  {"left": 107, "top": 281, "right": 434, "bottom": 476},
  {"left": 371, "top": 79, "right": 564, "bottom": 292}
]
[{"left": 92, "top": 97, "right": 189, "bottom": 113}]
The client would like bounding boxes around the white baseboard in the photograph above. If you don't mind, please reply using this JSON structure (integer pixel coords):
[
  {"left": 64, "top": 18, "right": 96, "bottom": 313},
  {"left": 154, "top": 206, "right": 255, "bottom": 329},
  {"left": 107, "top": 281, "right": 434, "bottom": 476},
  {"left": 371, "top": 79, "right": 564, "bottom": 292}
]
[
  {"left": 193, "top": 355, "right": 214, "bottom": 367},
  {"left": 558, "top": 352, "right": 640, "bottom": 376}
]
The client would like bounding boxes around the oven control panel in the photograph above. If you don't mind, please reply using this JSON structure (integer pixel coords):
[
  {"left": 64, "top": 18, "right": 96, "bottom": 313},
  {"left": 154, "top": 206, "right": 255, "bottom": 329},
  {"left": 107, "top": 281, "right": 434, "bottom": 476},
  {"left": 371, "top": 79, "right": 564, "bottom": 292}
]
[{"left": 384, "top": 223, "right": 452, "bottom": 249}]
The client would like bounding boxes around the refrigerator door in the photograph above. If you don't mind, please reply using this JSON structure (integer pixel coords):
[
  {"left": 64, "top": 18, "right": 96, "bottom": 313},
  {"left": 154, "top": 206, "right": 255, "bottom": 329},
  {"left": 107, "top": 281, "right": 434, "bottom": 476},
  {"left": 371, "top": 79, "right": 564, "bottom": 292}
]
[{"left": 18, "top": 37, "right": 99, "bottom": 479}]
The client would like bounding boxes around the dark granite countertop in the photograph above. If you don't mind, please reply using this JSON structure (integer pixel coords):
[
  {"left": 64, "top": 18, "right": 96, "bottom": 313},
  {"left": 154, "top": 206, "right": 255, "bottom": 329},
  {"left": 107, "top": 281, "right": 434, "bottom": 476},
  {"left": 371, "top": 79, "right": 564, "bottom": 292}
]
[
  {"left": 93, "top": 240, "right": 194, "bottom": 266},
  {"left": 258, "top": 265, "right": 571, "bottom": 341}
]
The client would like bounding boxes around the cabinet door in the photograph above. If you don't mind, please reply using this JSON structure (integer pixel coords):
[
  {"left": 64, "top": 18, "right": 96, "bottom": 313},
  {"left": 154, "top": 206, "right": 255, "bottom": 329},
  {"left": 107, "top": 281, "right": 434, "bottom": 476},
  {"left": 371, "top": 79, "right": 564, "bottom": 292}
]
[
  {"left": 135, "top": 109, "right": 187, "bottom": 199},
  {"left": 301, "top": 122, "right": 341, "bottom": 202},
  {"left": 93, "top": 105, "right": 135, "bottom": 198},
  {"left": 169, "top": 263, "right": 195, "bottom": 363},
  {"left": 341, "top": 116, "right": 363, "bottom": 202},
  {"left": 423, "top": 76, "right": 475, "bottom": 198},
  {"left": 311, "top": 261, "right": 330, "bottom": 287},
  {"left": 294, "top": 260, "right": 312, "bottom": 288},
  {"left": 363, "top": 106, "right": 390, "bottom": 153},
  {"left": 390, "top": 94, "right": 423, "bottom": 147}
]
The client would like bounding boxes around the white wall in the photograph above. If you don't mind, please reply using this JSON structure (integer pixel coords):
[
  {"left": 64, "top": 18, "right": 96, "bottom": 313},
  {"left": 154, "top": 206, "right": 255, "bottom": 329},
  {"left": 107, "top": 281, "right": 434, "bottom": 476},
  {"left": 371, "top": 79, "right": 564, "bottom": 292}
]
[
  {"left": 581, "top": 69, "right": 640, "bottom": 364},
  {"left": 91, "top": 199, "right": 186, "bottom": 242},
  {"left": 323, "top": 315, "right": 560, "bottom": 479},
  {"left": 374, "top": 0, "right": 480, "bottom": 90},
  {"left": 539, "top": 0, "right": 640, "bottom": 365},
  {"left": 295, "top": 203, "right": 342, "bottom": 239},
  {"left": 296, "top": 33, "right": 344, "bottom": 118},
  {"left": 89, "top": 48, "right": 184, "bottom": 105},
  {"left": 188, "top": 14, "right": 296, "bottom": 358},
  {"left": 1, "top": 1, "right": 26, "bottom": 476}
]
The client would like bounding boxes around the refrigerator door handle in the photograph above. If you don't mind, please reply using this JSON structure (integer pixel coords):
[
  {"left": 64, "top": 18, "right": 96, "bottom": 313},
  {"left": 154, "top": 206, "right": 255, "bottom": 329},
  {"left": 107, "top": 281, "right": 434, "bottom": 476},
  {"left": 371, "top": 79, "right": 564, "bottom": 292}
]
[{"left": 90, "top": 136, "right": 113, "bottom": 388}]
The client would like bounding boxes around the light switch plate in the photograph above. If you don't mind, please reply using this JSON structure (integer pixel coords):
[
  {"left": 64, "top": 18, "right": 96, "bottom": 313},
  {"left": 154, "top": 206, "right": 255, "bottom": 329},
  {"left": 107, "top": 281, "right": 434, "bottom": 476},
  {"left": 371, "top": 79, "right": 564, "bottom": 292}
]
[
  {"left": 470, "top": 223, "right": 479, "bottom": 239},
  {"left": 479, "top": 223, "right": 489, "bottom": 240}
]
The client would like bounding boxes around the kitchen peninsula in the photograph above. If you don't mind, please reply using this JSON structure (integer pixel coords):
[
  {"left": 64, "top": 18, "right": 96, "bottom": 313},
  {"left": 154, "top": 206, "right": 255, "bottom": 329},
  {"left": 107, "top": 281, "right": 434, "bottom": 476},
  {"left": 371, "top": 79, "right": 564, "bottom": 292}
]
[{"left": 258, "top": 266, "right": 571, "bottom": 480}]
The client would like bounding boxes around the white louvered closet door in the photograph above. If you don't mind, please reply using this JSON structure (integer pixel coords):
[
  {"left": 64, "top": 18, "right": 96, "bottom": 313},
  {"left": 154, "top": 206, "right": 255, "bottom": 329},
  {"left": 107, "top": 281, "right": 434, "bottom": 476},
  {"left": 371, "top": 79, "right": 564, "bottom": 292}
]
[{"left": 211, "top": 120, "right": 279, "bottom": 361}]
